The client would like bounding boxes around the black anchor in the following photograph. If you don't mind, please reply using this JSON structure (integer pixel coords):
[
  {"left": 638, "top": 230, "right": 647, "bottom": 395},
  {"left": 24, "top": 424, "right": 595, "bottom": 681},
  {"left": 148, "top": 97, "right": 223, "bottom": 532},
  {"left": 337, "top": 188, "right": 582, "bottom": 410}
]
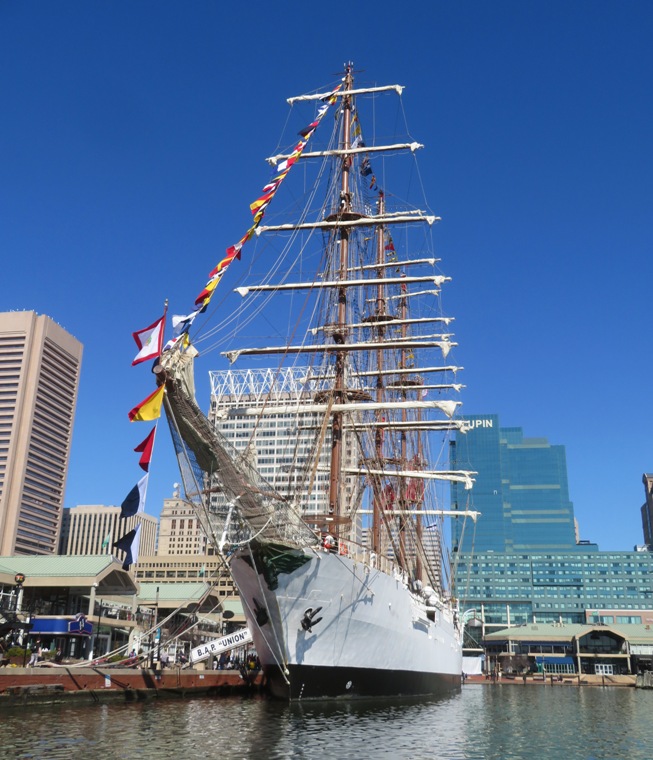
[
  {"left": 252, "top": 597, "right": 269, "bottom": 627},
  {"left": 300, "top": 606, "right": 323, "bottom": 632}
]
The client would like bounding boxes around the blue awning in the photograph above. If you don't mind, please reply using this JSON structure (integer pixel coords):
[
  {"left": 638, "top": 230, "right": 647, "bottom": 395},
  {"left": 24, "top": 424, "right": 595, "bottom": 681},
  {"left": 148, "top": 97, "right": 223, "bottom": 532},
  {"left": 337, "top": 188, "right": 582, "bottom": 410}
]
[
  {"left": 28, "top": 617, "right": 92, "bottom": 636},
  {"left": 536, "top": 656, "right": 574, "bottom": 665}
]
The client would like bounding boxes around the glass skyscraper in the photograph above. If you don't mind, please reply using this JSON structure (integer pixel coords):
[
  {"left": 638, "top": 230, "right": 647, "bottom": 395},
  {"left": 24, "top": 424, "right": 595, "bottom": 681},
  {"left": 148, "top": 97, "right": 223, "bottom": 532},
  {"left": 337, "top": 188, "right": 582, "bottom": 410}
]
[
  {"left": 450, "top": 414, "right": 653, "bottom": 627},
  {"left": 451, "top": 414, "right": 580, "bottom": 553},
  {"left": 641, "top": 473, "right": 653, "bottom": 548}
]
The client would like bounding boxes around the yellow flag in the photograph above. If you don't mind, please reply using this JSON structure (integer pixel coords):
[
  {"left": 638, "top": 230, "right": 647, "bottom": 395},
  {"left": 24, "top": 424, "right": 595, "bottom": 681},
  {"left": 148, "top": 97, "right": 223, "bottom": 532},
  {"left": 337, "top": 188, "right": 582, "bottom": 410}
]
[{"left": 128, "top": 385, "right": 165, "bottom": 422}]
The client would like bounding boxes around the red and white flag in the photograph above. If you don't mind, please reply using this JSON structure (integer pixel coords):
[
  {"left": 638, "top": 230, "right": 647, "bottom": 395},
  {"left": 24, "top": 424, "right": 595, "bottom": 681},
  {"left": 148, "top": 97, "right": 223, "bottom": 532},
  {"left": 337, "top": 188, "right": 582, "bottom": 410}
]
[{"left": 132, "top": 314, "right": 165, "bottom": 365}]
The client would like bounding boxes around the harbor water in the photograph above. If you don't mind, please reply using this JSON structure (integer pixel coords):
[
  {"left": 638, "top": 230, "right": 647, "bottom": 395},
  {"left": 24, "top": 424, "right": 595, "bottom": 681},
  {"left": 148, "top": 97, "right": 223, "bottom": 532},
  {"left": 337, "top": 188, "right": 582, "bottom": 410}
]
[{"left": 2, "top": 684, "right": 653, "bottom": 759}]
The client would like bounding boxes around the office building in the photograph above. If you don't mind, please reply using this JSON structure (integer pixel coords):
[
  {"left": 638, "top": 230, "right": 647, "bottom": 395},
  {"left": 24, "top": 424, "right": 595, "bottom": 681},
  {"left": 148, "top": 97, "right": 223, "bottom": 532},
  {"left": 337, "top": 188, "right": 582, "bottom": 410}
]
[
  {"left": 0, "top": 311, "right": 82, "bottom": 555},
  {"left": 134, "top": 555, "right": 235, "bottom": 598},
  {"left": 451, "top": 414, "right": 579, "bottom": 553},
  {"left": 641, "top": 474, "right": 653, "bottom": 549},
  {"left": 208, "top": 367, "right": 361, "bottom": 539},
  {"left": 130, "top": 487, "right": 236, "bottom": 596},
  {"left": 456, "top": 550, "right": 653, "bottom": 628},
  {"left": 157, "top": 489, "right": 215, "bottom": 556},
  {"left": 59, "top": 504, "right": 157, "bottom": 559},
  {"left": 450, "top": 414, "right": 653, "bottom": 628}
]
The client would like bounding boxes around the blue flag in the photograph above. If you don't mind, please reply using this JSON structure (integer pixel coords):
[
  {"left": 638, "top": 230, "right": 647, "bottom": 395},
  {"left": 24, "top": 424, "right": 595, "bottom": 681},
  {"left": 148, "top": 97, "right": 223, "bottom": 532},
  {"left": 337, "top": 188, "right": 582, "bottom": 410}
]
[
  {"left": 120, "top": 474, "right": 148, "bottom": 518},
  {"left": 112, "top": 524, "right": 141, "bottom": 570}
]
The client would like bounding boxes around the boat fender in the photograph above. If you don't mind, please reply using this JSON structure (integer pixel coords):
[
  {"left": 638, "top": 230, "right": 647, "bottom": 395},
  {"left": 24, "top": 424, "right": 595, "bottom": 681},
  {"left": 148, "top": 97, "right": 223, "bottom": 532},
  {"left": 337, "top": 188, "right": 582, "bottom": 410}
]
[{"left": 300, "top": 607, "right": 324, "bottom": 633}]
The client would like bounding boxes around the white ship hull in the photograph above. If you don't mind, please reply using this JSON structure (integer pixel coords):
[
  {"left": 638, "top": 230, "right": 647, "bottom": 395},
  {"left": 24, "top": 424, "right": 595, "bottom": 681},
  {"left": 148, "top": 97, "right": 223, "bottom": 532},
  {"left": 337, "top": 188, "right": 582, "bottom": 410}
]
[{"left": 229, "top": 544, "right": 463, "bottom": 700}]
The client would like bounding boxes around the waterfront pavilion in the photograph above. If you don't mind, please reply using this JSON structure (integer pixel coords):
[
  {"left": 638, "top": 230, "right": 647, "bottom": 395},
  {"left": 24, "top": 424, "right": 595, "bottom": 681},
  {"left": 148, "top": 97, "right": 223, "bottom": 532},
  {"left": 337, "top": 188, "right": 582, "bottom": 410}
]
[
  {"left": 0, "top": 555, "right": 138, "bottom": 660},
  {"left": 483, "top": 622, "right": 653, "bottom": 677}
]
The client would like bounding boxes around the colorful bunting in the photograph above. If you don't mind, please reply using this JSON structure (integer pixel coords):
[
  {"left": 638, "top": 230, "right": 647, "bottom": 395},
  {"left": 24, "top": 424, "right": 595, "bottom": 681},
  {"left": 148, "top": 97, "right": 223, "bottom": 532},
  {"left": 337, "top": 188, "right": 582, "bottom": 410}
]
[
  {"left": 113, "top": 524, "right": 141, "bottom": 570},
  {"left": 172, "top": 310, "right": 201, "bottom": 337},
  {"left": 192, "top": 82, "right": 343, "bottom": 312},
  {"left": 160, "top": 82, "right": 344, "bottom": 355},
  {"left": 123, "top": 84, "right": 347, "bottom": 541},
  {"left": 385, "top": 235, "right": 397, "bottom": 262},
  {"left": 194, "top": 232, "right": 250, "bottom": 306},
  {"left": 351, "top": 110, "right": 364, "bottom": 149},
  {"left": 128, "top": 385, "right": 165, "bottom": 422},
  {"left": 120, "top": 473, "right": 148, "bottom": 518},
  {"left": 134, "top": 426, "right": 156, "bottom": 472},
  {"left": 249, "top": 190, "right": 276, "bottom": 215},
  {"left": 356, "top": 113, "right": 383, "bottom": 196},
  {"left": 360, "top": 157, "right": 372, "bottom": 177},
  {"left": 132, "top": 314, "right": 166, "bottom": 366}
]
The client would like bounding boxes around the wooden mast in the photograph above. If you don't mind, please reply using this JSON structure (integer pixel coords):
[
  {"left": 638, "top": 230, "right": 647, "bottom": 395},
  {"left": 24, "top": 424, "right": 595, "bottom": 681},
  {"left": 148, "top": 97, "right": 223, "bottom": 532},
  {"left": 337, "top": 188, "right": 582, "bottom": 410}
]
[
  {"left": 397, "top": 273, "right": 409, "bottom": 570},
  {"left": 372, "top": 192, "right": 387, "bottom": 554},
  {"left": 327, "top": 64, "right": 354, "bottom": 535},
  {"left": 415, "top": 408, "right": 424, "bottom": 582}
]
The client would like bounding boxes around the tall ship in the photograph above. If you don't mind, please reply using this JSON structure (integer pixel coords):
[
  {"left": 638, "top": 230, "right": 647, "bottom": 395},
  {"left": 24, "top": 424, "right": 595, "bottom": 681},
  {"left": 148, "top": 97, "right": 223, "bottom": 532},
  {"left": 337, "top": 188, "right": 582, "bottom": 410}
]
[{"left": 154, "top": 65, "right": 477, "bottom": 699}]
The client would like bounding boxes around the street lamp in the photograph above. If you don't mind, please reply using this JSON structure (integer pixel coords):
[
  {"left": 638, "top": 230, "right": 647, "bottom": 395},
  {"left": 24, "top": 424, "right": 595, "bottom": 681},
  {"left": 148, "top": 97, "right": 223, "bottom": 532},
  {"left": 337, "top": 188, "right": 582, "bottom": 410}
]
[
  {"left": 21, "top": 614, "right": 31, "bottom": 668},
  {"left": 11, "top": 574, "right": 27, "bottom": 665},
  {"left": 150, "top": 586, "right": 160, "bottom": 668},
  {"left": 93, "top": 599, "right": 104, "bottom": 660},
  {"left": 13, "top": 573, "right": 25, "bottom": 612}
]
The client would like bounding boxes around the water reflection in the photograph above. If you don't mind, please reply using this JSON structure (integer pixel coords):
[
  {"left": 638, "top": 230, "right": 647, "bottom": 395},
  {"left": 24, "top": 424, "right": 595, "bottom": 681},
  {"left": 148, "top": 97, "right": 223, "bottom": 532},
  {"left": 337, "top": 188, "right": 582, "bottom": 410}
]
[{"left": 1, "top": 686, "right": 653, "bottom": 759}]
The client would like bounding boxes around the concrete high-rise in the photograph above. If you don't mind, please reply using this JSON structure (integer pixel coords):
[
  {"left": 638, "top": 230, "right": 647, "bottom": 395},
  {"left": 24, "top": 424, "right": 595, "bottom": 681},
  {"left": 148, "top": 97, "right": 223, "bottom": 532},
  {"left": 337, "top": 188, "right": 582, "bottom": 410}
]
[
  {"left": 140, "top": 487, "right": 236, "bottom": 596},
  {"left": 208, "top": 367, "right": 362, "bottom": 540},
  {"left": 0, "top": 311, "right": 82, "bottom": 555},
  {"left": 59, "top": 504, "right": 158, "bottom": 558},
  {"left": 157, "top": 489, "right": 213, "bottom": 556}
]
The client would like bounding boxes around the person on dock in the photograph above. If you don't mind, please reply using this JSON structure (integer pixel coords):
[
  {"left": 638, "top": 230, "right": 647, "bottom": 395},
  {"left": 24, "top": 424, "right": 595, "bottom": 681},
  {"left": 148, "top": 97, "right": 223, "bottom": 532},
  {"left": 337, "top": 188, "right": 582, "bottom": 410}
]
[{"left": 28, "top": 640, "right": 41, "bottom": 667}]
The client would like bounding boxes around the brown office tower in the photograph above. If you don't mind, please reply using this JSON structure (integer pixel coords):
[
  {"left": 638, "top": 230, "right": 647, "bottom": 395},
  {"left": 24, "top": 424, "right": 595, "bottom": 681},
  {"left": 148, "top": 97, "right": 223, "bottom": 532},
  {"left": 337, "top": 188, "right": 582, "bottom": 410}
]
[{"left": 0, "top": 311, "right": 82, "bottom": 555}]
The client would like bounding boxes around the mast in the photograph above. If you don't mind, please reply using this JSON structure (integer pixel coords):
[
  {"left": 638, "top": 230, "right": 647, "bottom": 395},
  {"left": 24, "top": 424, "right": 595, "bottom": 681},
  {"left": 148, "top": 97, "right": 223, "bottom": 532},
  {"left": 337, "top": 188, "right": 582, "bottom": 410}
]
[
  {"left": 414, "top": 408, "right": 424, "bottom": 582},
  {"left": 372, "top": 192, "right": 387, "bottom": 554},
  {"left": 327, "top": 64, "right": 355, "bottom": 533},
  {"left": 197, "top": 68, "right": 476, "bottom": 564},
  {"left": 398, "top": 271, "right": 409, "bottom": 570}
]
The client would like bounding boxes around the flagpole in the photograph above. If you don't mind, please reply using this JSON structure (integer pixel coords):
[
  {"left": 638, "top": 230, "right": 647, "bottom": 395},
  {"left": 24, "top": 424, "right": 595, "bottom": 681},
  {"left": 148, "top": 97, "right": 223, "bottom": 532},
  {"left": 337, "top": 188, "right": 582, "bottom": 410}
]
[{"left": 162, "top": 299, "right": 169, "bottom": 356}]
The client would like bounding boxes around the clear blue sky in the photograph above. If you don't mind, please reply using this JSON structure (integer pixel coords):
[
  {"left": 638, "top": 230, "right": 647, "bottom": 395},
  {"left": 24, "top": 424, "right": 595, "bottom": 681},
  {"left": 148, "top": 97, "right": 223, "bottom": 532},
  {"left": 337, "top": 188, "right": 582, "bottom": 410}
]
[{"left": 2, "top": 1, "right": 651, "bottom": 551}]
